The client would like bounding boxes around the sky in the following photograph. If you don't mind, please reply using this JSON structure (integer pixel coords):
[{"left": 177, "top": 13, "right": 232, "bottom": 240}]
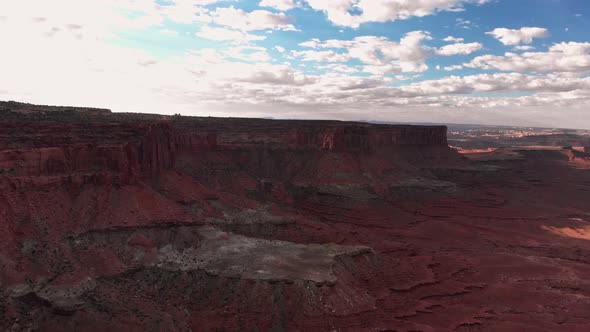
[{"left": 1, "top": 0, "right": 590, "bottom": 128}]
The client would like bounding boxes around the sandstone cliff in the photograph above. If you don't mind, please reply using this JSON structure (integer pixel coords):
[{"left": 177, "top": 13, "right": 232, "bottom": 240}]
[{"left": 0, "top": 102, "right": 449, "bottom": 190}]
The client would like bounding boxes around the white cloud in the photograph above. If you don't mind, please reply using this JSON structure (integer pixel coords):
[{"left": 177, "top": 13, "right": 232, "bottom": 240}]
[
  {"left": 399, "top": 73, "right": 590, "bottom": 95},
  {"left": 2, "top": 0, "right": 590, "bottom": 128},
  {"left": 455, "top": 17, "right": 477, "bottom": 29},
  {"left": 363, "top": 63, "right": 428, "bottom": 75},
  {"left": 317, "top": 63, "right": 360, "bottom": 73},
  {"left": 223, "top": 46, "right": 271, "bottom": 62},
  {"left": 259, "top": 0, "right": 299, "bottom": 11},
  {"left": 275, "top": 46, "right": 286, "bottom": 53},
  {"left": 193, "top": 0, "right": 225, "bottom": 4},
  {"left": 486, "top": 27, "right": 550, "bottom": 45},
  {"left": 296, "top": 31, "right": 434, "bottom": 73},
  {"left": 160, "top": 1, "right": 211, "bottom": 24},
  {"left": 444, "top": 65, "right": 463, "bottom": 71},
  {"left": 228, "top": 64, "right": 314, "bottom": 86},
  {"left": 206, "top": 6, "right": 297, "bottom": 31},
  {"left": 167, "top": 0, "right": 224, "bottom": 5},
  {"left": 196, "top": 26, "right": 266, "bottom": 43},
  {"left": 291, "top": 50, "right": 350, "bottom": 62},
  {"left": 161, "top": 29, "right": 179, "bottom": 35},
  {"left": 443, "top": 36, "right": 464, "bottom": 43},
  {"left": 299, "top": 38, "right": 322, "bottom": 48},
  {"left": 0, "top": 0, "right": 164, "bottom": 39},
  {"left": 303, "top": 0, "right": 491, "bottom": 28},
  {"left": 437, "top": 42, "right": 483, "bottom": 56},
  {"left": 297, "top": 31, "right": 482, "bottom": 73},
  {"left": 465, "top": 42, "right": 590, "bottom": 73},
  {"left": 2, "top": 27, "right": 589, "bottom": 127},
  {"left": 0, "top": 24, "right": 173, "bottom": 112},
  {"left": 514, "top": 45, "right": 535, "bottom": 51}
]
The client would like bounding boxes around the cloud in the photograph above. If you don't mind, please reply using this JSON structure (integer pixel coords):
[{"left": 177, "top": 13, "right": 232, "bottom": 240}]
[
  {"left": 206, "top": 6, "right": 297, "bottom": 31},
  {"left": 259, "top": 0, "right": 299, "bottom": 11},
  {"left": 303, "top": 0, "right": 491, "bottom": 28},
  {"left": 486, "top": 27, "right": 550, "bottom": 45},
  {"left": 291, "top": 50, "right": 350, "bottom": 62},
  {"left": 444, "top": 65, "right": 463, "bottom": 71},
  {"left": 399, "top": 73, "right": 590, "bottom": 95},
  {"left": 0, "top": 0, "right": 164, "bottom": 39},
  {"left": 443, "top": 36, "right": 464, "bottom": 43},
  {"left": 514, "top": 45, "right": 535, "bottom": 51},
  {"left": 437, "top": 42, "right": 483, "bottom": 56},
  {"left": 455, "top": 17, "right": 477, "bottom": 29},
  {"left": 223, "top": 46, "right": 271, "bottom": 62},
  {"left": 299, "top": 38, "right": 322, "bottom": 48},
  {"left": 225, "top": 63, "right": 315, "bottom": 86},
  {"left": 317, "top": 64, "right": 360, "bottom": 73},
  {"left": 158, "top": 54, "right": 590, "bottom": 115},
  {"left": 465, "top": 42, "right": 590, "bottom": 73},
  {"left": 1, "top": 0, "right": 590, "bottom": 128},
  {"left": 296, "top": 31, "right": 434, "bottom": 73},
  {"left": 296, "top": 31, "right": 481, "bottom": 73},
  {"left": 161, "top": 29, "right": 180, "bottom": 35},
  {"left": 169, "top": 0, "right": 225, "bottom": 5},
  {"left": 196, "top": 26, "right": 266, "bottom": 43},
  {"left": 160, "top": 0, "right": 212, "bottom": 24},
  {"left": 0, "top": 22, "right": 174, "bottom": 112},
  {"left": 2, "top": 27, "right": 589, "bottom": 128}
]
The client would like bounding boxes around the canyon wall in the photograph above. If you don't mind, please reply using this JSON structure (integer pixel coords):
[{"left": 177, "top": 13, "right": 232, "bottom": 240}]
[
  {"left": 0, "top": 107, "right": 448, "bottom": 189},
  {"left": 0, "top": 122, "right": 175, "bottom": 188},
  {"left": 174, "top": 122, "right": 447, "bottom": 152}
]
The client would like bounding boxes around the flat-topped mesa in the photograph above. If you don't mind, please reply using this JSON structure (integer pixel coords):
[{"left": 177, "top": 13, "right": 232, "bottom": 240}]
[
  {"left": 0, "top": 122, "right": 175, "bottom": 188},
  {"left": 0, "top": 100, "right": 112, "bottom": 117},
  {"left": 174, "top": 122, "right": 448, "bottom": 152},
  {"left": 0, "top": 102, "right": 449, "bottom": 187},
  {"left": 315, "top": 125, "right": 448, "bottom": 151}
]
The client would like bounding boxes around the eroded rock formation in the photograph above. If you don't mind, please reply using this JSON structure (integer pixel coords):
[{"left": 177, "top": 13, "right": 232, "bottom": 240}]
[{"left": 1, "top": 102, "right": 590, "bottom": 331}]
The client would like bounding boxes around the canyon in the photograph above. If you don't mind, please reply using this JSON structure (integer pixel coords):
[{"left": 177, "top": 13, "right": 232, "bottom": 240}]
[{"left": 1, "top": 102, "right": 590, "bottom": 331}]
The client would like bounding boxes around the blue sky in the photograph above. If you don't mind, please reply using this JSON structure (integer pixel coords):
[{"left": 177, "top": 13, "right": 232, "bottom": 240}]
[{"left": 1, "top": 0, "right": 590, "bottom": 128}]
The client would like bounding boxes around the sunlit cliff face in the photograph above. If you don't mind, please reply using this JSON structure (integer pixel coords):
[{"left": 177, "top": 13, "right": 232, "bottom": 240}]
[
  {"left": 1, "top": 0, "right": 590, "bottom": 128},
  {"left": 543, "top": 219, "right": 590, "bottom": 241}
]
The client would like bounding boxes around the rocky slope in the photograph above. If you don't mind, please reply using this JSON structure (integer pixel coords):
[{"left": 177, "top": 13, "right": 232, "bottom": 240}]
[{"left": 1, "top": 102, "right": 590, "bottom": 331}]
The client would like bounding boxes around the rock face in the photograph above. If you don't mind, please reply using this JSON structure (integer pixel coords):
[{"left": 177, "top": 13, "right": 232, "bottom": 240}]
[
  {"left": 1, "top": 102, "right": 590, "bottom": 331},
  {"left": 0, "top": 122, "right": 175, "bottom": 188},
  {"left": 175, "top": 121, "right": 448, "bottom": 151}
]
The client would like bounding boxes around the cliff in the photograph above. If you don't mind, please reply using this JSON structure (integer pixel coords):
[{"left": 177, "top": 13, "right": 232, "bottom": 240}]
[
  {"left": 0, "top": 122, "right": 175, "bottom": 188},
  {"left": 0, "top": 103, "right": 449, "bottom": 189},
  {"left": 174, "top": 120, "right": 448, "bottom": 151}
]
